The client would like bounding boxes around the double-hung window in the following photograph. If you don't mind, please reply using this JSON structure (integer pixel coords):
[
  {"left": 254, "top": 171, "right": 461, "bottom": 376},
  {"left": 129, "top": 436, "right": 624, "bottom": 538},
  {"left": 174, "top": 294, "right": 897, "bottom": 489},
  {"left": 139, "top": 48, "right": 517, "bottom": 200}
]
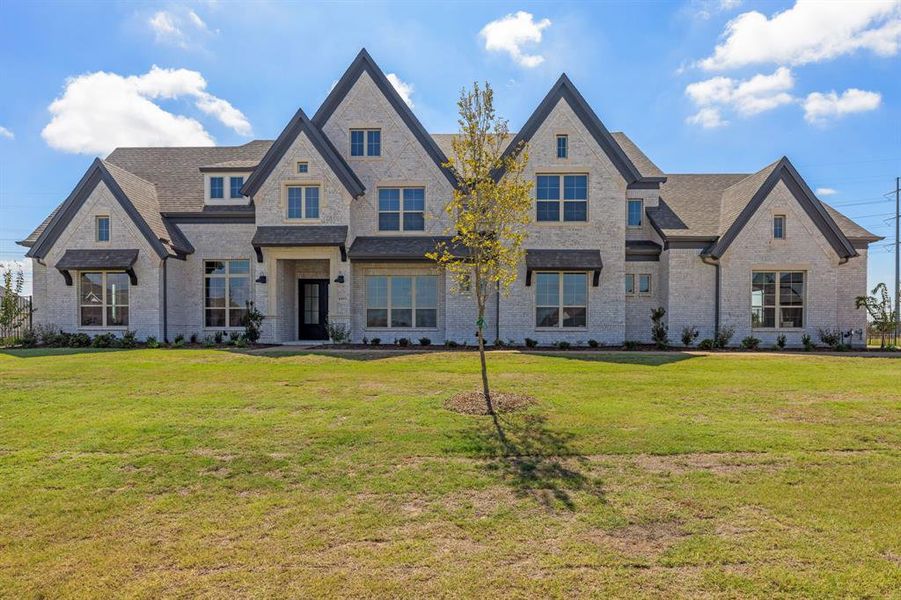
[
  {"left": 287, "top": 185, "right": 320, "bottom": 220},
  {"left": 210, "top": 176, "right": 224, "bottom": 199},
  {"left": 351, "top": 129, "right": 381, "bottom": 157},
  {"left": 378, "top": 187, "right": 424, "bottom": 231},
  {"left": 556, "top": 135, "right": 568, "bottom": 159},
  {"left": 535, "top": 272, "right": 587, "bottom": 328},
  {"left": 204, "top": 260, "right": 250, "bottom": 328},
  {"left": 536, "top": 174, "right": 587, "bottom": 222},
  {"left": 229, "top": 176, "right": 244, "bottom": 199},
  {"left": 96, "top": 216, "right": 110, "bottom": 242},
  {"left": 366, "top": 275, "right": 437, "bottom": 328},
  {"left": 751, "top": 271, "right": 804, "bottom": 328},
  {"left": 80, "top": 272, "right": 129, "bottom": 327},
  {"left": 627, "top": 199, "right": 643, "bottom": 228}
]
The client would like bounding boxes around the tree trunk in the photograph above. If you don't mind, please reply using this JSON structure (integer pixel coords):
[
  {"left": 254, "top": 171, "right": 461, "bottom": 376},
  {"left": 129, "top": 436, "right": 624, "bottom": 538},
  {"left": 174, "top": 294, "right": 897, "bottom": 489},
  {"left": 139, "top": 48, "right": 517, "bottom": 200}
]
[{"left": 476, "top": 315, "right": 492, "bottom": 414}]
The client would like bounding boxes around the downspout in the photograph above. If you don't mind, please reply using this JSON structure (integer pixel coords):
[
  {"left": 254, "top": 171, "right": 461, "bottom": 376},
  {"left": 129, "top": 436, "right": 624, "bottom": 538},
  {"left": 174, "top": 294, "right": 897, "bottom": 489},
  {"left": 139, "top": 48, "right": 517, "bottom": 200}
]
[
  {"left": 495, "top": 281, "right": 500, "bottom": 343},
  {"left": 162, "top": 258, "right": 168, "bottom": 343},
  {"left": 701, "top": 255, "right": 720, "bottom": 337}
]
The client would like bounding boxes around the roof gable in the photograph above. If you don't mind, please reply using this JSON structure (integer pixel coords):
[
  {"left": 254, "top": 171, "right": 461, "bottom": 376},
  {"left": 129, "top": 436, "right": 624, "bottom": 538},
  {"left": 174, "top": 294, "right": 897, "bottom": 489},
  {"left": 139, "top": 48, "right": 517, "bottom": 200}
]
[
  {"left": 241, "top": 108, "right": 364, "bottom": 198},
  {"left": 312, "top": 48, "right": 457, "bottom": 188},
  {"left": 497, "top": 75, "right": 665, "bottom": 188},
  {"left": 706, "top": 157, "right": 857, "bottom": 260},
  {"left": 25, "top": 159, "right": 175, "bottom": 260}
]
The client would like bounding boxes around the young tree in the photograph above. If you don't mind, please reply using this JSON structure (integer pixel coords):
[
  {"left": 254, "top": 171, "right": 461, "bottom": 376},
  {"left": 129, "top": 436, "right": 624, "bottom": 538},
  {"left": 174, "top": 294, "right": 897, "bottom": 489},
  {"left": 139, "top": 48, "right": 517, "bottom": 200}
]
[
  {"left": 428, "top": 82, "right": 532, "bottom": 413},
  {"left": 856, "top": 282, "right": 897, "bottom": 348},
  {"left": 0, "top": 266, "right": 26, "bottom": 336}
]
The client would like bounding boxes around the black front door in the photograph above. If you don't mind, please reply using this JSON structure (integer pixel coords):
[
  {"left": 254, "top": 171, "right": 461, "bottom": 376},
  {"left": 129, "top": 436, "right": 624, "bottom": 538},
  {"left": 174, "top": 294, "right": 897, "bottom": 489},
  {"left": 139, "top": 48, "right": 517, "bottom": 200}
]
[{"left": 298, "top": 279, "right": 329, "bottom": 340}]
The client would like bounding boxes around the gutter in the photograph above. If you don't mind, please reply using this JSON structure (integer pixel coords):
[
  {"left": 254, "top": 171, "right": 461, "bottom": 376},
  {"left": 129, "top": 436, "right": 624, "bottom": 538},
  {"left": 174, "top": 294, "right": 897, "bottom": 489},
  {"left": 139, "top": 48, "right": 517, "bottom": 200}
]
[
  {"left": 701, "top": 255, "right": 720, "bottom": 337},
  {"left": 495, "top": 282, "right": 500, "bottom": 343}
]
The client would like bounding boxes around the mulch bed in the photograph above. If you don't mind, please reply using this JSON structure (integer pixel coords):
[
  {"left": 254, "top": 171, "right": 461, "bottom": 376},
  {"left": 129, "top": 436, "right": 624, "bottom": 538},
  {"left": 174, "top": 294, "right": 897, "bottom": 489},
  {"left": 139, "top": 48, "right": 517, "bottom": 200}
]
[{"left": 444, "top": 391, "right": 536, "bottom": 415}]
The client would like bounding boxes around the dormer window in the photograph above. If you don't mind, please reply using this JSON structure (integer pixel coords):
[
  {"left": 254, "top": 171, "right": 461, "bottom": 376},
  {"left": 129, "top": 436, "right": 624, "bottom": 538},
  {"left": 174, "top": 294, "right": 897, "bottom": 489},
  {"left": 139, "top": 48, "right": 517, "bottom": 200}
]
[
  {"left": 96, "top": 216, "right": 110, "bottom": 242},
  {"left": 297, "top": 162, "right": 309, "bottom": 173},
  {"left": 229, "top": 176, "right": 244, "bottom": 199},
  {"left": 774, "top": 215, "right": 786, "bottom": 239},
  {"left": 210, "top": 176, "right": 224, "bottom": 199},
  {"left": 351, "top": 129, "right": 381, "bottom": 157},
  {"left": 556, "top": 135, "right": 568, "bottom": 159}
]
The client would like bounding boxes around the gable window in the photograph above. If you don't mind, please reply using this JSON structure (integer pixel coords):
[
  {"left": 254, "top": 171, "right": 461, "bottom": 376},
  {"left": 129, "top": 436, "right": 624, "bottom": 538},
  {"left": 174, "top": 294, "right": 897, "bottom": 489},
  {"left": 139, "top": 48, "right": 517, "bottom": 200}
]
[
  {"left": 535, "top": 272, "right": 587, "bottom": 328},
  {"left": 627, "top": 199, "right": 643, "bottom": 228},
  {"left": 351, "top": 129, "right": 381, "bottom": 157},
  {"left": 297, "top": 162, "right": 309, "bottom": 174},
  {"left": 80, "top": 272, "right": 128, "bottom": 327},
  {"left": 556, "top": 135, "right": 568, "bottom": 159},
  {"left": 96, "top": 216, "right": 110, "bottom": 242},
  {"left": 773, "top": 215, "right": 786, "bottom": 239},
  {"left": 536, "top": 174, "right": 587, "bottom": 222},
  {"left": 287, "top": 185, "right": 320, "bottom": 220},
  {"left": 751, "top": 271, "right": 804, "bottom": 328},
  {"left": 210, "top": 176, "right": 224, "bottom": 199},
  {"left": 366, "top": 275, "right": 437, "bottom": 328},
  {"left": 378, "top": 187, "right": 424, "bottom": 231},
  {"left": 230, "top": 176, "right": 244, "bottom": 199},
  {"left": 625, "top": 274, "right": 634, "bottom": 295},
  {"left": 204, "top": 260, "right": 250, "bottom": 328}
]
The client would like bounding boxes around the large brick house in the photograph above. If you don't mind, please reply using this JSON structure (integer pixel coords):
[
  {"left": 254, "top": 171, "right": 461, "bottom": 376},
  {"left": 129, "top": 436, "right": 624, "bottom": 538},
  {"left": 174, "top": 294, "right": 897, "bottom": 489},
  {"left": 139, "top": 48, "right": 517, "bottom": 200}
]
[{"left": 19, "top": 49, "right": 881, "bottom": 347}]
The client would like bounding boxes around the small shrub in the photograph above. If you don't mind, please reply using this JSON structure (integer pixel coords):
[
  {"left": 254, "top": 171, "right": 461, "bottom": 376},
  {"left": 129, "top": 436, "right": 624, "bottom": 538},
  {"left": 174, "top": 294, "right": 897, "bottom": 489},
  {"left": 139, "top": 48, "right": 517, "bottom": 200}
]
[
  {"left": 190, "top": 333, "right": 198, "bottom": 345},
  {"left": 418, "top": 337, "right": 431, "bottom": 346},
  {"left": 714, "top": 326, "right": 735, "bottom": 349},
  {"left": 120, "top": 330, "right": 137, "bottom": 348},
  {"left": 19, "top": 328, "right": 38, "bottom": 348},
  {"left": 233, "top": 334, "right": 248, "bottom": 348},
  {"left": 444, "top": 340, "right": 459, "bottom": 348},
  {"left": 395, "top": 337, "right": 410, "bottom": 347},
  {"left": 91, "top": 333, "right": 116, "bottom": 348},
  {"left": 69, "top": 333, "right": 91, "bottom": 348},
  {"left": 818, "top": 328, "right": 842, "bottom": 349},
  {"left": 555, "top": 341, "right": 571, "bottom": 350},
  {"left": 524, "top": 337, "right": 538, "bottom": 348},
  {"left": 173, "top": 334, "right": 186, "bottom": 348},
  {"left": 834, "top": 343, "right": 851, "bottom": 352},
  {"left": 34, "top": 323, "right": 60, "bottom": 346},
  {"left": 776, "top": 334, "right": 787, "bottom": 349},
  {"left": 681, "top": 326, "right": 699, "bottom": 347},
  {"left": 202, "top": 335, "right": 216, "bottom": 348},
  {"left": 650, "top": 307, "right": 669, "bottom": 349},
  {"left": 370, "top": 337, "right": 381, "bottom": 346},
  {"left": 326, "top": 320, "right": 350, "bottom": 344},
  {"left": 214, "top": 330, "right": 224, "bottom": 345},
  {"left": 623, "top": 340, "right": 640, "bottom": 351},
  {"left": 588, "top": 339, "right": 599, "bottom": 348},
  {"left": 145, "top": 336, "right": 159, "bottom": 349},
  {"left": 801, "top": 333, "right": 814, "bottom": 351},
  {"left": 493, "top": 338, "right": 505, "bottom": 348},
  {"left": 362, "top": 336, "right": 369, "bottom": 345},
  {"left": 740, "top": 336, "right": 761, "bottom": 350},
  {"left": 242, "top": 301, "right": 265, "bottom": 344},
  {"left": 697, "top": 338, "right": 715, "bottom": 350}
]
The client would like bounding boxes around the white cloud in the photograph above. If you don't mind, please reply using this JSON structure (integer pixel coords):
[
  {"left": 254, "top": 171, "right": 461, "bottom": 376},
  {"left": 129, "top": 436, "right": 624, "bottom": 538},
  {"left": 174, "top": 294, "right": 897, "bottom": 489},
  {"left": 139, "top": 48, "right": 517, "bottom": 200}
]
[
  {"left": 693, "top": 0, "right": 743, "bottom": 21},
  {"left": 148, "top": 8, "right": 214, "bottom": 48},
  {"left": 480, "top": 11, "right": 551, "bottom": 68},
  {"left": 802, "top": 88, "right": 882, "bottom": 124},
  {"left": 815, "top": 187, "right": 838, "bottom": 196},
  {"left": 41, "top": 65, "right": 252, "bottom": 155},
  {"left": 686, "top": 107, "right": 728, "bottom": 129},
  {"left": 0, "top": 126, "right": 13, "bottom": 140},
  {"left": 685, "top": 67, "right": 795, "bottom": 124},
  {"left": 386, "top": 73, "right": 414, "bottom": 108},
  {"left": 699, "top": 0, "right": 901, "bottom": 71}
]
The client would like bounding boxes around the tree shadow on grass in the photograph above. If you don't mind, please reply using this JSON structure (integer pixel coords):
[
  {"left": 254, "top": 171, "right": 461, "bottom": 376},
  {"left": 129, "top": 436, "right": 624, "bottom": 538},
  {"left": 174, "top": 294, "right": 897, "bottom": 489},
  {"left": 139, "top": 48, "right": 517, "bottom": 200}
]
[{"left": 456, "top": 410, "right": 604, "bottom": 511}]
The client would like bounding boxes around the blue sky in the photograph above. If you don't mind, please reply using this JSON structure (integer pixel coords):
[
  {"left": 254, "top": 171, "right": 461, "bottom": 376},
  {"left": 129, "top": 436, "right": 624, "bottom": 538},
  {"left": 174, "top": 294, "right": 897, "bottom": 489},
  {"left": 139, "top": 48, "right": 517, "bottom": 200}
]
[{"left": 1, "top": 0, "right": 899, "bottom": 295}]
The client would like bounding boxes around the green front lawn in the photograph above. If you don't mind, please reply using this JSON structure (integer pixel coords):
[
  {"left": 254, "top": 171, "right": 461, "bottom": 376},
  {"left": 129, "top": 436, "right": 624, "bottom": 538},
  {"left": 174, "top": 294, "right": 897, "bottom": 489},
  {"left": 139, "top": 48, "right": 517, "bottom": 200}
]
[{"left": 1, "top": 349, "right": 899, "bottom": 598}]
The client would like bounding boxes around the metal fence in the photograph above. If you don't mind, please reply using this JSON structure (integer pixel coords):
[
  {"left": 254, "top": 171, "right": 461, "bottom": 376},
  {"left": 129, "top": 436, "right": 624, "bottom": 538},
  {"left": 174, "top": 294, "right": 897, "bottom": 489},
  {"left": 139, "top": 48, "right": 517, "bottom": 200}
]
[
  {"left": 0, "top": 295, "right": 32, "bottom": 340},
  {"left": 867, "top": 323, "right": 899, "bottom": 348}
]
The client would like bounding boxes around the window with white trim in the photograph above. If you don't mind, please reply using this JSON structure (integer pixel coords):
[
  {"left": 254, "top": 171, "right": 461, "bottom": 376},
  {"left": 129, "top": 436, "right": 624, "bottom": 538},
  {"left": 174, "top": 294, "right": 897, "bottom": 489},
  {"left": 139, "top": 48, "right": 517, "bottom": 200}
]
[
  {"left": 209, "top": 176, "right": 224, "bottom": 199},
  {"left": 536, "top": 174, "right": 587, "bottom": 222},
  {"left": 204, "top": 260, "right": 250, "bottom": 328},
  {"left": 80, "top": 272, "right": 128, "bottom": 327},
  {"left": 287, "top": 185, "right": 320, "bottom": 220},
  {"left": 751, "top": 271, "right": 804, "bottom": 328},
  {"left": 96, "top": 216, "right": 110, "bottom": 242},
  {"left": 535, "top": 272, "right": 587, "bottom": 328},
  {"left": 378, "top": 187, "right": 424, "bottom": 231},
  {"left": 366, "top": 275, "right": 437, "bottom": 328},
  {"left": 351, "top": 129, "right": 381, "bottom": 156},
  {"left": 229, "top": 176, "right": 244, "bottom": 199}
]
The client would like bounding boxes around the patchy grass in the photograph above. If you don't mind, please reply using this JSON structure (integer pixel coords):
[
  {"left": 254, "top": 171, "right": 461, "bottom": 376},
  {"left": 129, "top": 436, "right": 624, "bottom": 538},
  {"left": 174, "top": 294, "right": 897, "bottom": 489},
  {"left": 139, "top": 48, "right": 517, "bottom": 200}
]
[{"left": 0, "top": 349, "right": 899, "bottom": 598}]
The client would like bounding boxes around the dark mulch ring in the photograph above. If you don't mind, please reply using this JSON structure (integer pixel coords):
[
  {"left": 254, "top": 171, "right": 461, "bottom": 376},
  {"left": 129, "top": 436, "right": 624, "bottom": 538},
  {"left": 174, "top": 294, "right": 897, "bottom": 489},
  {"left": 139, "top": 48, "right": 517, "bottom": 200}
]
[{"left": 444, "top": 391, "right": 536, "bottom": 415}]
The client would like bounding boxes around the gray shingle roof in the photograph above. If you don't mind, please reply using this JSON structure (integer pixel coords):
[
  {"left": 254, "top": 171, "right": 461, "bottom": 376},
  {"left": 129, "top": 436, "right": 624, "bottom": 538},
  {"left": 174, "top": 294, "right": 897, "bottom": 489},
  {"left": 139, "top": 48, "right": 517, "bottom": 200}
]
[
  {"left": 55, "top": 248, "right": 139, "bottom": 270},
  {"left": 650, "top": 173, "right": 751, "bottom": 239},
  {"left": 347, "top": 236, "right": 457, "bottom": 261},
  {"left": 822, "top": 203, "right": 882, "bottom": 242},
  {"left": 525, "top": 249, "right": 603, "bottom": 270},
  {"left": 611, "top": 132, "right": 664, "bottom": 178},
  {"left": 252, "top": 226, "right": 348, "bottom": 247},
  {"left": 625, "top": 240, "right": 662, "bottom": 259}
]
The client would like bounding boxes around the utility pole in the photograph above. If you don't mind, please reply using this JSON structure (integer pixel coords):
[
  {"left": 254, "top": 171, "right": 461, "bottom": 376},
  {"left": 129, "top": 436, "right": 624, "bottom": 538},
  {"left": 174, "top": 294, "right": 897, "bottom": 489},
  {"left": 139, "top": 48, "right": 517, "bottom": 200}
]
[{"left": 895, "top": 176, "right": 900, "bottom": 344}]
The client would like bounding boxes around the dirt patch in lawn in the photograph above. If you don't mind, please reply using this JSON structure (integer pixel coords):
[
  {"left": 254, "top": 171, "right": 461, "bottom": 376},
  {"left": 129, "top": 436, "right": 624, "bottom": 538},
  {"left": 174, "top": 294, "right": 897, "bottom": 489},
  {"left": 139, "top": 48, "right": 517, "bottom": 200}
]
[{"left": 444, "top": 391, "right": 536, "bottom": 415}]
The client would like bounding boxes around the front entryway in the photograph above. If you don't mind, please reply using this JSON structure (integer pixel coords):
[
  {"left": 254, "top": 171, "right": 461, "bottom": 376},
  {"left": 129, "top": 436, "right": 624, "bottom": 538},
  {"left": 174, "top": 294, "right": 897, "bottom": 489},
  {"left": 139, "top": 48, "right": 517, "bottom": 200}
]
[{"left": 298, "top": 279, "right": 329, "bottom": 340}]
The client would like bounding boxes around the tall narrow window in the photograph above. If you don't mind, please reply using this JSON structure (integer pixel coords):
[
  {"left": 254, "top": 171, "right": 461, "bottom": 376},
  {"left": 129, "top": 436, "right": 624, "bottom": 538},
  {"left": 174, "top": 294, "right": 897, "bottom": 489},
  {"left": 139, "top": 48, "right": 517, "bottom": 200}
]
[
  {"left": 96, "top": 216, "right": 110, "bottom": 242},
  {"left": 367, "top": 130, "right": 381, "bottom": 156},
  {"left": 378, "top": 187, "right": 424, "bottom": 231},
  {"left": 350, "top": 130, "right": 365, "bottom": 156},
  {"left": 351, "top": 129, "right": 381, "bottom": 157},
  {"left": 286, "top": 186, "right": 320, "bottom": 219},
  {"left": 773, "top": 215, "right": 786, "bottom": 239},
  {"left": 751, "top": 271, "right": 804, "bottom": 328},
  {"left": 627, "top": 199, "right": 643, "bottom": 228},
  {"left": 536, "top": 174, "right": 588, "bottom": 222},
  {"left": 638, "top": 274, "right": 651, "bottom": 294},
  {"left": 366, "top": 275, "right": 437, "bottom": 328},
  {"left": 204, "top": 260, "right": 250, "bottom": 328},
  {"left": 535, "top": 272, "right": 587, "bottom": 328},
  {"left": 229, "top": 176, "right": 244, "bottom": 199},
  {"left": 210, "top": 176, "right": 224, "bottom": 199},
  {"left": 625, "top": 274, "right": 635, "bottom": 295},
  {"left": 80, "top": 272, "right": 128, "bottom": 327},
  {"left": 556, "top": 134, "right": 568, "bottom": 159}
]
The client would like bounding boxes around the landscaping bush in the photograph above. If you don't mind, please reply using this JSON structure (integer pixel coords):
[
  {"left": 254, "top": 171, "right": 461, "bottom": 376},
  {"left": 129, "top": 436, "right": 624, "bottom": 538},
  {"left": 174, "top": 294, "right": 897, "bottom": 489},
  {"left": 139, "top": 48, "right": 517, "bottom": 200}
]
[
  {"left": 418, "top": 337, "right": 431, "bottom": 346},
  {"left": 326, "top": 320, "right": 350, "bottom": 344},
  {"left": 145, "top": 336, "right": 159, "bottom": 349},
  {"left": 801, "top": 334, "right": 815, "bottom": 351},
  {"left": 493, "top": 338, "right": 505, "bottom": 347},
  {"left": 370, "top": 337, "right": 381, "bottom": 346},
  {"left": 650, "top": 307, "right": 669, "bottom": 349},
  {"left": 697, "top": 338, "right": 715, "bottom": 350},
  {"left": 173, "top": 335, "right": 186, "bottom": 348},
  {"left": 776, "top": 334, "right": 787, "bottom": 349},
  {"left": 818, "top": 328, "right": 842, "bottom": 349},
  {"left": 120, "top": 330, "right": 138, "bottom": 349},
  {"left": 681, "top": 325, "right": 699, "bottom": 347},
  {"left": 190, "top": 333, "right": 198, "bottom": 345},
  {"left": 233, "top": 334, "right": 248, "bottom": 348},
  {"left": 715, "top": 326, "right": 735, "bottom": 349},
  {"left": 91, "top": 333, "right": 117, "bottom": 348},
  {"left": 588, "top": 339, "right": 599, "bottom": 348},
  {"left": 555, "top": 341, "right": 571, "bottom": 350},
  {"left": 19, "top": 328, "right": 38, "bottom": 348},
  {"left": 69, "top": 333, "right": 91, "bottom": 348},
  {"left": 395, "top": 337, "right": 410, "bottom": 347},
  {"left": 202, "top": 335, "right": 216, "bottom": 348},
  {"left": 228, "top": 331, "right": 240, "bottom": 345},
  {"left": 444, "top": 340, "right": 458, "bottom": 348},
  {"left": 524, "top": 337, "right": 538, "bottom": 348},
  {"left": 214, "top": 330, "right": 224, "bottom": 345},
  {"left": 741, "top": 336, "right": 761, "bottom": 350},
  {"left": 623, "top": 340, "right": 640, "bottom": 351},
  {"left": 242, "top": 301, "right": 264, "bottom": 344}
]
